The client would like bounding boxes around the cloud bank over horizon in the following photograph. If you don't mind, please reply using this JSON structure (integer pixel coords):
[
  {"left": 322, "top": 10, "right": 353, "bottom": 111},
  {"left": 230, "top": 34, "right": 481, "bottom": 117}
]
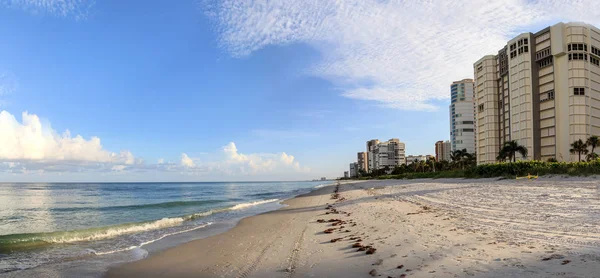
[
  {"left": 203, "top": 0, "right": 600, "bottom": 111},
  {"left": 0, "top": 110, "right": 309, "bottom": 179}
]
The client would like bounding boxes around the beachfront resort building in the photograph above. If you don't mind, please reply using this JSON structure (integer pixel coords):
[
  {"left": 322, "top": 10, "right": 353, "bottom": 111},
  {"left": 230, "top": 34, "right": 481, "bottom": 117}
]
[
  {"left": 357, "top": 152, "right": 368, "bottom": 173},
  {"left": 435, "top": 140, "right": 452, "bottom": 161},
  {"left": 365, "top": 138, "right": 406, "bottom": 171},
  {"left": 450, "top": 79, "right": 476, "bottom": 154},
  {"left": 474, "top": 22, "right": 600, "bottom": 164}
]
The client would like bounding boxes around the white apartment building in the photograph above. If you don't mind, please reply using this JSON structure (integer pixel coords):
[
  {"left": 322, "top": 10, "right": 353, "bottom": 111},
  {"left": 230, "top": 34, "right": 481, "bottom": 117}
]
[
  {"left": 449, "top": 79, "right": 476, "bottom": 153},
  {"left": 474, "top": 22, "right": 600, "bottom": 164},
  {"left": 365, "top": 138, "right": 406, "bottom": 171}
]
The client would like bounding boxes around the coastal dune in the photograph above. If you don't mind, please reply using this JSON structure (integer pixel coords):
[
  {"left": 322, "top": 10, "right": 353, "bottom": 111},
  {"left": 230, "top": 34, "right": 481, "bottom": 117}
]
[{"left": 107, "top": 178, "right": 600, "bottom": 277}]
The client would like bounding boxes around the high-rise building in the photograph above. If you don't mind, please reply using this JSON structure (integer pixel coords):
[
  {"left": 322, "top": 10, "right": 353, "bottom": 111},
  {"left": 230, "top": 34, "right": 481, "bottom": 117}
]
[
  {"left": 435, "top": 140, "right": 452, "bottom": 161},
  {"left": 450, "top": 79, "right": 476, "bottom": 154},
  {"left": 365, "top": 138, "right": 406, "bottom": 171},
  {"left": 349, "top": 162, "right": 358, "bottom": 178},
  {"left": 366, "top": 139, "right": 380, "bottom": 172},
  {"left": 443, "top": 141, "right": 451, "bottom": 161},
  {"left": 343, "top": 171, "right": 349, "bottom": 179},
  {"left": 373, "top": 139, "right": 406, "bottom": 170},
  {"left": 474, "top": 22, "right": 600, "bottom": 164},
  {"left": 357, "top": 152, "right": 368, "bottom": 173}
]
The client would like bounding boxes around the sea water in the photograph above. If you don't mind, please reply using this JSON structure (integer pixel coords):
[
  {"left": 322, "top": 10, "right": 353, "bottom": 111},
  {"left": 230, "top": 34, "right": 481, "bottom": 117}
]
[{"left": 0, "top": 181, "right": 328, "bottom": 275}]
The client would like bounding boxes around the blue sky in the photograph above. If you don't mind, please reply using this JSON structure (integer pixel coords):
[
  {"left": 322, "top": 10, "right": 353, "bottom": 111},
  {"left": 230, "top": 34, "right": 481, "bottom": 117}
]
[{"left": 0, "top": 0, "right": 596, "bottom": 181}]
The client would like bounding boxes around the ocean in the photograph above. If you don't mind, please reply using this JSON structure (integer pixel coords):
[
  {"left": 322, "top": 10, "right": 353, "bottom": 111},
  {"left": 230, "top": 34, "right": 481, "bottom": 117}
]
[{"left": 0, "top": 181, "right": 329, "bottom": 276}]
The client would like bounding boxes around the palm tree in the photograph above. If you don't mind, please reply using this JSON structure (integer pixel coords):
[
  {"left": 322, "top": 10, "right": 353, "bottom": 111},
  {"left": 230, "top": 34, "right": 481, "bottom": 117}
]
[
  {"left": 496, "top": 147, "right": 508, "bottom": 162},
  {"left": 587, "top": 135, "right": 600, "bottom": 154},
  {"left": 586, "top": 152, "right": 599, "bottom": 161},
  {"left": 570, "top": 139, "right": 588, "bottom": 162},
  {"left": 499, "top": 140, "right": 528, "bottom": 163}
]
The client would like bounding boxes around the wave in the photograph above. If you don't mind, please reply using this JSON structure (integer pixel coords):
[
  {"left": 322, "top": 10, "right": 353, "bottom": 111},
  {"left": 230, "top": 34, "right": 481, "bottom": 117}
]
[
  {"left": 0, "top": 217, "right": 188, "bottom": 253},
  {"left": 47, "top": 200, "right": 226, "bottom": 212},
  {"left": 230, "top": 199, "right": 279, "bottom": 210},
  {"left": 92, "top": 222, "right": 213, "bottom": 256},
  {"left": 314, "top": 183, "right": 332, "bottom": 189},
  {"left": 0, "top": 198, "right": 279, "bottom": 253}
]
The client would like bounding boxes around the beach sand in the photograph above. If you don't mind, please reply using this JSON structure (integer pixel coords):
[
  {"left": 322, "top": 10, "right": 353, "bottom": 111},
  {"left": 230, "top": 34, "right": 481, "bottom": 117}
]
[{"left": 106, "top": 178, "right": 600, "bottom": 277}]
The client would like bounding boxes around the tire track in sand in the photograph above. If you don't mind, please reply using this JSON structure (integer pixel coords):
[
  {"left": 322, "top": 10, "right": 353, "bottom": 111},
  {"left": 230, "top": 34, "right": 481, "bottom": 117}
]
[{"left": 237, "top": 187, "right": 330, "bottom": 278}]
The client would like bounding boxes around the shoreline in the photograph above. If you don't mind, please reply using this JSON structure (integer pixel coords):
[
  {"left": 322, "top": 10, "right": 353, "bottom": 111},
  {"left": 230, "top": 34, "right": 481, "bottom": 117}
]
[
  {"left": 0, "top": 182, "right": 331, "bottom": 278},
  {"left": 104, "top": 182, "right": 340, "bottom": 277},
  {"left": 106, "top": 177, "right": 600, "bottom": 277}
]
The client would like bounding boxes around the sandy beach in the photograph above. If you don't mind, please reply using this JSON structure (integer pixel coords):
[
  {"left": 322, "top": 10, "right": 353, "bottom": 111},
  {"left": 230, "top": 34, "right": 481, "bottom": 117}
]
[{"left": 106, "top": 178, "right": 600, "bottom": 278}]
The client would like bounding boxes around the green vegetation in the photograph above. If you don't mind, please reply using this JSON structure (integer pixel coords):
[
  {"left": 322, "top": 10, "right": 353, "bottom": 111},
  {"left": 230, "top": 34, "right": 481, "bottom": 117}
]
[
  {"left": 370, "top": 160, "right": 600, "bottom": 180},
  {"left": 497, "top": 140, "right": 528, "bottom": 162}
]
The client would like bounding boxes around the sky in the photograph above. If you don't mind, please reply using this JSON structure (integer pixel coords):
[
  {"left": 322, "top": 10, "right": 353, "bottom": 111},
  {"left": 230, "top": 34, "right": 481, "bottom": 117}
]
[{"left": 0, "top": 0, "right": 599, "bottom": 182}]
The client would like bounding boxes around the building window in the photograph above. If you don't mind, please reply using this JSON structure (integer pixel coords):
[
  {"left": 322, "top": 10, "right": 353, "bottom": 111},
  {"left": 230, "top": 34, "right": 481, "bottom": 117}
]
[
  {"left": 568, "top": 53, "right": 587, "bottom": 61},
  {"left": 592, "top": 46, "right": 600, "bottom": 56},
  {"left": 478, "top": 104, "right": 484, "bottom": 112},
  {"left": 592, "top": 56, "right": 600, "bottom": 66},
  {"left": 541, "top": 90, "right": 554, "bottom": 102},
  {"left": 574, "top": 87, "right": 585, "bottom": 96},
  {"left": 524, "top": 46, "right": 528, "bottom": 53},
  {"left": 568, "top": 43, "right": 587, "bottom": 52},
  {"left": 537, "top": 56, "right": 553, "bottom": 68},
  {"left": 463, "top": 129, "right": 474, "bottom": 132},
  {"left": 477, "top": 65, "right": 483, "bottom": 72},
  {"left": 524, "top": 38, "right": 528, "bottom": 45}
]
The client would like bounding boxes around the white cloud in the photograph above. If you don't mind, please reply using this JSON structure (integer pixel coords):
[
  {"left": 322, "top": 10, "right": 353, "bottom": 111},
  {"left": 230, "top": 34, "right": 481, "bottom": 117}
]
[
  {"left": 0, "top": 110, "right": 310, "bottom": 178},
  {"left": 1, "top": 0, "right": 95, "bottom": 19},
  {"left": 220, "top": 142, "right": 309, "bottom": 174},
  {"left": 180, "top": 153, "right": 196, "bottom": 168},
  {"left": 0, "top": 110, "right": 137, "bottom": 164},
  {"left": 203, "top": 0, "right": 600, "bottom": 110}
]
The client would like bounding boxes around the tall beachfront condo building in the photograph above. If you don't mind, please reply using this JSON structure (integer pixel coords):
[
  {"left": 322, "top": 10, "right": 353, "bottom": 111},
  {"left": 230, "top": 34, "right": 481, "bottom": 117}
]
[
  {"left": 366, "top": 139, "right": 380, "bottom": 172},
  {"left": 366, "top": 139, "right": 406, "bottom": 171},
  {"left": 474, "top": 22, "right": 600, "bottom": 164},
  {"left": 349, "top": 162, "right": 358, "bottom": 178},
  {"left": 435, "top": 140, "right": 452, "bottom": 161},
  {"left": 357, "top": 152, "right": 368, "bottom": 173},
  {"left": 373, "top": 139, "right": 406, "bottom": 169},
  {"left": 450, "top": 79, "right": 476, "bottom": 154}
]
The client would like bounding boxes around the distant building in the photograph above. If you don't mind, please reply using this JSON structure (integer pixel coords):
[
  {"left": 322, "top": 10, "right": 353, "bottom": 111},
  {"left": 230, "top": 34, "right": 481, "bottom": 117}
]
[
  {"left": 369, "top": 138, "right": 406, "bottom": 170},
  {"left": 320, "top": 177, "right": 327, "bottom": 181},
  {"left": 443, "top": 141, "right": 451, "bottom": 161},
  {"left": 343, "top": 171, "right": 349, "bottom": 178},
  {"left": 366, "top": 139, "right": 380, "bottom": 172},
  {"left": 349, "top": 162, "right": 358, "bottom": 178},
  {"left": 435, "top": 140, "right": 452, "bottom": 161},
  {"left": 406, "top": 155, "right": 434, "bottom": 165},
  {"left": 450, "top": 79, "right": 476, "bottom": 154},
  {"left": 357, "top": 152, "right": 368, "bottom": 173}
]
